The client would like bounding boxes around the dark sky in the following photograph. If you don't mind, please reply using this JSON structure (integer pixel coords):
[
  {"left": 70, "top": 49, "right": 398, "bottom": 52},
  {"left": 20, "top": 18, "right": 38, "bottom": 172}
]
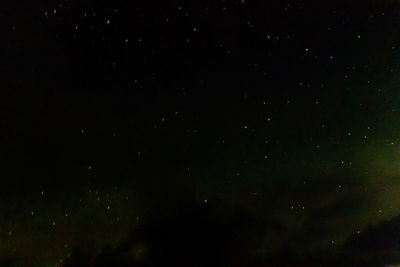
[{"left": 2, "top": 0, "right": 400, "bottom": 266}]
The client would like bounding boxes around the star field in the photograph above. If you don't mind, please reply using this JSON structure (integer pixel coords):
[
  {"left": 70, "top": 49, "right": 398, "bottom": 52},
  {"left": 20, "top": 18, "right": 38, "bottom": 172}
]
[{"left": 2, "top": 0, "right": 400, "bottom": 266}]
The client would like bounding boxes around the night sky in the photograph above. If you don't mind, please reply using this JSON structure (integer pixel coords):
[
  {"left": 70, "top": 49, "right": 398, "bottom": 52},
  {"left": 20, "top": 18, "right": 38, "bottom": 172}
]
[{"left": 2, "top": 0, "right": 400, "bottom": 266}]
